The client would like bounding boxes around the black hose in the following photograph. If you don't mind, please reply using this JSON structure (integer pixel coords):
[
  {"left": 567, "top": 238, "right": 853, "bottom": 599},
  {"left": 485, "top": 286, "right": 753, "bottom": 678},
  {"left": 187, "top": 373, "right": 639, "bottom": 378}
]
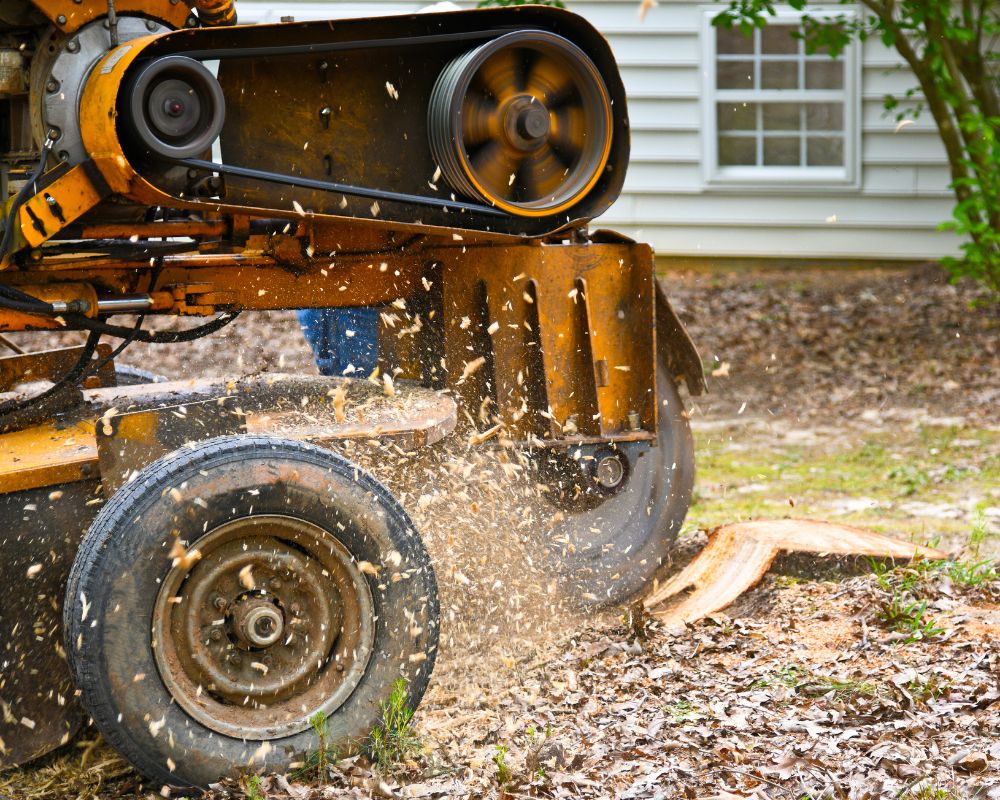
[
  {"left": 0, "top": 330, "right": 101, "bottom": 419},
  {"left": 63, "top": 309, "right": 241, "bottom": 343},
  {"left": 0, "top": 135, "right": 55, "bottom": 268}
]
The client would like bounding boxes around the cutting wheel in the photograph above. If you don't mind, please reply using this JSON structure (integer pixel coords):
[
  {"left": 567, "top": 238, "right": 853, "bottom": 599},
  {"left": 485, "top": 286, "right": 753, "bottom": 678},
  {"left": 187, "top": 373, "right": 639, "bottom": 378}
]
[
  {"left": 428, "top": 30, "right": 613, "bottom": 216},
  {"left": 545, "top": 370, "right": 695, "bottom": 606}
]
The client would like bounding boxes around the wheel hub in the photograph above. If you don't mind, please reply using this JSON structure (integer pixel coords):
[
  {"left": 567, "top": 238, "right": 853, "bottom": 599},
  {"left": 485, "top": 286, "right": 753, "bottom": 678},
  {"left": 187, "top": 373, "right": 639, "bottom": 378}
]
[
  {"left": 153, "top": 515, "right": 373, "bottom": 738},
  {"left": 231, "top": 597, "right": 284, "bottom": 648}
]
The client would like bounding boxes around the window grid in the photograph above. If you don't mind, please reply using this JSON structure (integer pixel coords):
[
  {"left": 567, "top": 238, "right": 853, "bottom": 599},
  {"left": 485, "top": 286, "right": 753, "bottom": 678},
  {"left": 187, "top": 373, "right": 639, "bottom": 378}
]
[{"left": 711, "top": 19, "right": 852, "bottom": 176}]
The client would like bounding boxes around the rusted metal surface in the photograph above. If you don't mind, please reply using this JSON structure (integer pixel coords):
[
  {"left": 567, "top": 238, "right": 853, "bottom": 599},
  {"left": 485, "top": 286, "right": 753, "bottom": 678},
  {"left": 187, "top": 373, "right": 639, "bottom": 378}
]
[
  {"left": 426, "top": 240, "right": 657, "bottom": 442},
  {"left": 153, "top": 515, "right": 373, "bottom": 738},
  {"left": 644, "top": 520, "right": 948, "bottom": 625},
  {"left": 0, "top": 374, "right": 456, "bottom": 496},
  {"left": 28, "top": 0, "right": 191, "bottom": 34},
  {"left": 655, "top": 281, "right": 707, "bottom": 397},
  {"left": 0, "top": 345, "right": 114, "bottom": 392},
  {"left": 0, "top": 480, "right": 98, "bottom": 768},
  {"left": 0, "top": 419, "right": 97, "bottom": 493},
  {"left": 95, "top": 397, "right": 245, "bottom": 493},
  {"left": 17, "top": 164, "right": 109, "bottom": 249}
]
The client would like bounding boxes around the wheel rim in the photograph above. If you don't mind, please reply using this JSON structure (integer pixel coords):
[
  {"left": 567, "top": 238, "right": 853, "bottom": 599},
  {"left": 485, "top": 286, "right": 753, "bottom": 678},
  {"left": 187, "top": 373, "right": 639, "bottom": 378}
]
[
  {"left": 428, "top": 30, "right": 613, "bottom": 217},
  {"left": 152, "top": 515, "right": 374, "bottom": 739}
]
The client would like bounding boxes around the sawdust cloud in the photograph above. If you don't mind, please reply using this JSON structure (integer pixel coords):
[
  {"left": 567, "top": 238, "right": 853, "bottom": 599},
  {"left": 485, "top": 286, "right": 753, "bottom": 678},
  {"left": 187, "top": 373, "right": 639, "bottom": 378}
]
[{"left": 339, "top": 430, "right": 594, "bottom": 695}]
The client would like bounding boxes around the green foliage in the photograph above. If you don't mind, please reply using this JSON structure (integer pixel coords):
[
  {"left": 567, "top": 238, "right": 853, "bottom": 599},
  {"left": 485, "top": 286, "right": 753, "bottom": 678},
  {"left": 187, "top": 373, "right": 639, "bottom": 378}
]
[
  {"left": 796, "top": 674, "right": 881, "bottom": 700},
  {"left": 887, "top": 464, "right": 930, "bottom": 497},
  {"left": 366, "top": 678, "right": 421, "bottom": 772},
  {"left": 906, "top": 786, "right": 957, "bottom": 800},
  {"left": 967, "top": 509, "right": 992, "bottom": 556},
  {"left": 493, "top": 744, "right": 514, "bottom": 786},
  {"left": 241, "top": 774, "right": 266, "bottom": 800},
  {"left": 878, "top": 595, "right": 946, "bottom": 643},
  {"left": 903, "top": 673, "right": 951, "bottom": 703},
  {"left": 309, "top": 711, "right": 332, "bottom": 782},
  {"left": 477, "top": 0, "right": 566, "bottom": 8},
  {"left": 665, "top": 698, "right": 700, "bottom": 721},
  {"left": 867, "top": 558, "right": 957, "bottom": 643},
  {"left": 712, "top": 0, "right": 1000, "bottom": 298}
]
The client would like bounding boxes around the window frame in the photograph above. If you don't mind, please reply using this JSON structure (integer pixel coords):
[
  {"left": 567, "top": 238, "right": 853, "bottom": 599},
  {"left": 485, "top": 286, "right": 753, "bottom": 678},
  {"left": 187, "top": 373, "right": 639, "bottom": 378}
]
[{"left": 700, "top": 6, "right": 861, "bottom": 190}]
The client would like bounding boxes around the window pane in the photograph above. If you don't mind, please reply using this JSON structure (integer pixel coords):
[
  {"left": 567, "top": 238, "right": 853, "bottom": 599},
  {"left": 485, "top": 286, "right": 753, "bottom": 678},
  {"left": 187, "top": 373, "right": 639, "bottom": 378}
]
[
  {"left": 807, "top": 136, "right": 844, "bottom": 166},
  {"left": 805, "top": 103, "right": 843, "bottom": 131},
  {"left": 717, "top": 26, "right": 753, "bottom": 55},
  {"left": 805, "top": 60, "right": 844, "bottom": 89},
  {"left": 761, "top": 61, "right": 798, "bottom": 89},
  {"left": 761, "top": 24, "right": 799, "bottom": 54},
  {"left": 762, "top": 103, "right": 800, "bottom": 131},
  {"left": 718, "top": 102, "right": 757, "bottom": 131},
  {"left": 717, "top": 60, "right": 755, "bottom": 89},
  {"left": 763, "top": 136, "right": 800, "bottom": 165},
  {"left": 719, "top": 135, "right": 756, "bottom": 166}
]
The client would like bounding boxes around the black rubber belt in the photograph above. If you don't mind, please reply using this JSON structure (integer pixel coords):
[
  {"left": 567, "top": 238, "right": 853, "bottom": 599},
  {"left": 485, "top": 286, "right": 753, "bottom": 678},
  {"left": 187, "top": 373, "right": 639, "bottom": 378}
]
[
  {"left": 173, "top": 27, "right": 516, "bottom": 62},
  {"left": 154, "top": 28, "right": 529, "bottom": 216},
  {"left": 174, "top": 158, "right": 507, "bottom": 217}
]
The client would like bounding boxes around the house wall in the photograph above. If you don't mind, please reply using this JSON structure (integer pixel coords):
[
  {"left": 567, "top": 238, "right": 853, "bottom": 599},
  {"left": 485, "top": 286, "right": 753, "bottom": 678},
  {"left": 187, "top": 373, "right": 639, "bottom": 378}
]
[{"left": 235, "top": 0, "right": 961, "bottom": 260}]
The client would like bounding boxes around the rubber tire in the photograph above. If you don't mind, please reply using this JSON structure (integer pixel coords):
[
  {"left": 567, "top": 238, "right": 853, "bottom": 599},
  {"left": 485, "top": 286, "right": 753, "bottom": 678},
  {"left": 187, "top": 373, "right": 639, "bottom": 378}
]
[
  {"left": 550, "top": 370, "right": 695, "bottom": 606},
  {"left": 114, "top": 364, "right": 167, "bottom": 386},
  {"left": 64, "top": 435, "right": 439, "bottom": 789}
]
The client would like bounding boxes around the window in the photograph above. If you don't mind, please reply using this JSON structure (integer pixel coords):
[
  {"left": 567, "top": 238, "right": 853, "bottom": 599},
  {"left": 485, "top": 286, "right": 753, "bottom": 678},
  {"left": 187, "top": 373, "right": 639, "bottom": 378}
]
[{"left": 704, "top": 11, "right": 858, "bottom": 186}]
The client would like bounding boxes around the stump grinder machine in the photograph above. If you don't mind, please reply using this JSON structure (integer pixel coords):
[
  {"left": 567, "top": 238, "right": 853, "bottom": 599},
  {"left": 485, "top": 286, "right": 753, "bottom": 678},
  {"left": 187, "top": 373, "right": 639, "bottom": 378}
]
[{"left": 0, "top": 0, "right": 706, "bottom": 786}]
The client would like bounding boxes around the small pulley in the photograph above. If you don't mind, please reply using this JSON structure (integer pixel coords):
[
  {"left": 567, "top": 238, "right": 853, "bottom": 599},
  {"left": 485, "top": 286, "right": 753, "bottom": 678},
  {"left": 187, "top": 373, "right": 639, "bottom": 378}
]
[
  {"left": 428, "top": 30, "right": 612, "bottom": 217},
  {"left": 120, "top": 55, "right": 225, "bottom": 161}
]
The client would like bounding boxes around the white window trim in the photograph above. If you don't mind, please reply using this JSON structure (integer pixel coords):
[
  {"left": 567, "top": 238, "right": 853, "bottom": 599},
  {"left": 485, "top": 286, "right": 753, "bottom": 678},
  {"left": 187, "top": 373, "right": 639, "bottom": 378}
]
[{"left": 700, "top": 6, "right": 862, "bottom": 191}]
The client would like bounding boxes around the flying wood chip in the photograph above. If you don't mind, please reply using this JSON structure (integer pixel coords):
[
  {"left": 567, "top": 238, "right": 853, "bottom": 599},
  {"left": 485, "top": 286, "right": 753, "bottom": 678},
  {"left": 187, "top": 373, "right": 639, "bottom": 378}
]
[{"left": 644, "top": 520, "right": 948, "bottom": 625}]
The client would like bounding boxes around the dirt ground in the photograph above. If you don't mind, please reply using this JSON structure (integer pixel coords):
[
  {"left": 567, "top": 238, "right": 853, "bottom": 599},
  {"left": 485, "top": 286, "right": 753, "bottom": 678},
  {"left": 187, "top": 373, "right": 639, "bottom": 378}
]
[{"left": 3, "top": 265, "right": 999, "bottom": 800}]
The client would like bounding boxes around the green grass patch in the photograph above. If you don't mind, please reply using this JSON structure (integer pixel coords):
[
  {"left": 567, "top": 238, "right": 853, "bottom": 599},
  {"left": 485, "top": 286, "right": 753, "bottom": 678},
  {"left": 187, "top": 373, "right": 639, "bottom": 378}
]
[
  {"left": 366, "top": 678, "right": 421, "bottom": 773},
  {"left": 689, "top": 424, "right": 1000, "bottom": 553}
]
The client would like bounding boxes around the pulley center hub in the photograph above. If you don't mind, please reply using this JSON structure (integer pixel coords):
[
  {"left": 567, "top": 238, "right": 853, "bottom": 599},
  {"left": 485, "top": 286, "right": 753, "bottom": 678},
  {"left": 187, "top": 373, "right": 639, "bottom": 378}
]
[{"left": 503, "top": 95, "right": 550, "bottom": 151}]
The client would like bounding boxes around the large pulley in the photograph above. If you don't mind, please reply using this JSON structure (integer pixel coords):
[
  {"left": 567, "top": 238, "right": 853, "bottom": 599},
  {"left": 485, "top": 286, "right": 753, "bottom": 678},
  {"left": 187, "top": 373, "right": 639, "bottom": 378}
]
[{"left": 428, "top": 30, "right": 613, "bottom": 217}]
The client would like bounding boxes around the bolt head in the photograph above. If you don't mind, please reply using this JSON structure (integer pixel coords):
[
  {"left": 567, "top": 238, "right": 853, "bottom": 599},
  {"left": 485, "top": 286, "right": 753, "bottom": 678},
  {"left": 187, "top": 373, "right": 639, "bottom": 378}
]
[
  {"left": 209, "top": 629, "right": 223, "bottom": 642},
  {"left": 46, "top": 79, "right": 59, "bottom": 93},
  {"left": 213, "top": 595, "right": 228, "bottom": 611},
  {"left": 66, "top": 39, "right": 79, "bottom": 53},
  {"left": 56, "top": 14, "right": 66, "bottom": 24},
  {"left": 228, "top": 652, "right": 242, "bottom": 666}
]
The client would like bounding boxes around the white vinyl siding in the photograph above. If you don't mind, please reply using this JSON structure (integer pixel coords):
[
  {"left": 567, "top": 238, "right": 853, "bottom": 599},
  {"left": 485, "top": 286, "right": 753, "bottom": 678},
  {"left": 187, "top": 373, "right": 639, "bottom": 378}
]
[{"left": 238, "top": 0, "right": 963, "bottom": 260}]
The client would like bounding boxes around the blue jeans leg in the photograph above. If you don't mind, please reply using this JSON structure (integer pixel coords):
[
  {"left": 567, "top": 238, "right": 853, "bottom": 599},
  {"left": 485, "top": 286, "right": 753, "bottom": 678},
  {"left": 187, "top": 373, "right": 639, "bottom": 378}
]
[{"left": 296, "top": 307, "right": 380, "bottom": 377}]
